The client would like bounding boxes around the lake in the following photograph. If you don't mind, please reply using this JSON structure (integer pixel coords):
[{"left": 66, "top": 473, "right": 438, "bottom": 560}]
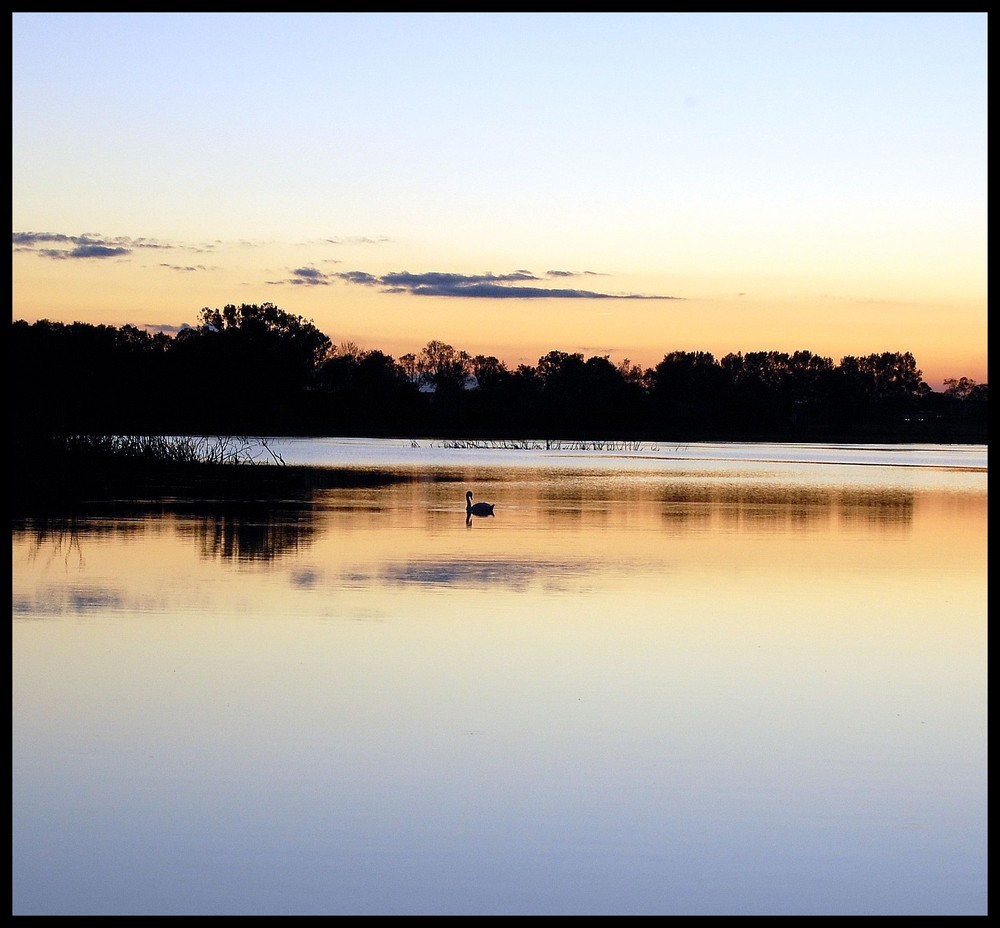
[{"left": 11, "top": 439, "right": 988, "bottom": 915}]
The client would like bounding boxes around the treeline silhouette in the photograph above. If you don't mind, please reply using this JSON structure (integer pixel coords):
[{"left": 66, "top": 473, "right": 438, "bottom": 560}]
[{"left": 11, "top": 303, "right": 987, "bottom": 443}]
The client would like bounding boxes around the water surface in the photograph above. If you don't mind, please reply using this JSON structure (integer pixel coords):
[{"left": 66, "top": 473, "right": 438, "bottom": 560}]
[{"left": 12, "top": 441, "right": 987, "bottom": 915}]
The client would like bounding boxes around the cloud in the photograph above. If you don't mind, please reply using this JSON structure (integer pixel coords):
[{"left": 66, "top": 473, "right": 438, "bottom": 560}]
[
  {"left": 13, "top": 231, "right": 173, "bottom": 260},
  {"left": 336, "top": 270, "right": 381, "bottom": 286},
  {"left": 377, "top": 556, "right": 600, "bottom": 591},
  {"left": 49, "top": 243, "right": 131, "bottom": 259},
  {"left": 289, "top": 266, "right": 331, "bottom": 285},
  {"left": 142, "top": 322, "right": 195, "bottom": 335},
  {"left": 13, "top": 232, "right": 76, "bottom": 246},
  {"left": 266, "top": 266, "right": 333, "bottom": 286},
  {"left": 13, "top": 585, "right": 124, "bottom": 615},
  {"left": 335, "top": 269, "right": 681, "bottom": 299},
  {"left": 13, "top": 232, "right": 681, "bottom": 299}
]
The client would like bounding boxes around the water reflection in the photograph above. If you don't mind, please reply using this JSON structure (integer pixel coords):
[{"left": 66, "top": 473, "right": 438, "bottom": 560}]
[
  {"left": 10, "top": 479, "right": 924, "bottom": 568},
  {"left": 7, "top": 481, "right": 915, "bottom": 582},
  {"left": 12, "top": 470, "right": 924, "bottom": 563},
  {"left": 12, "top": 449, "right": 988, "bottom": 916},
  {"left": 380, "top": 557, "right": 555, "bottom": 589},
  {"left": 180, "top": 504, "right": 315, "bottom": 561}
]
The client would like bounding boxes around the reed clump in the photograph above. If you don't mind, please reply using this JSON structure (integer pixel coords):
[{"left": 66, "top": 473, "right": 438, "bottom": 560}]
[{"left": 11, "top": 434, "right": 287, "bottom": 513}]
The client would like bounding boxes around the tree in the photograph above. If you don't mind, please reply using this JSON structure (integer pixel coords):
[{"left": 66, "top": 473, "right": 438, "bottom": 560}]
[
  {"left": 10, "top": 318, "right": 172, "bottom": 433},
  {"left": 417, "top": 340, "right": 472, "bottom": 392},
  {"left": 193, "top": 302, "right": 332, "bottom": 371},
  {"left": 943, "top": 377, "right": 987, "bottom": 402},
  {"left": 10, "top": 315, "right": 986, "bottom": 441},
  {"left": 316, "top": 346, "right": 421, "bottom": 435},
  {"left": 167, "top": 303, "right": 332, "bottom": 432},
  {"left": 649, "top": 351, "right": 731, "bottom": 434},
  {"left": 469, "top": 354, "right": 509, "bottom": 390},
  {"left": 839, "top": 351, "right": 929, "bottom": 402}
]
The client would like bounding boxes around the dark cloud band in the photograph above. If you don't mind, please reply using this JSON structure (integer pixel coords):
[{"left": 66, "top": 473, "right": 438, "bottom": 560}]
[{"left": 336, "top": 269, "right": 680, "bottom": 300}]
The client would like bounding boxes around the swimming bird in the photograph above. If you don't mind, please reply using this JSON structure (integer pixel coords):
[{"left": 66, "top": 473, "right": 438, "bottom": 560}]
[{"left": 466, "top": 490, "right": 496, "bottom": 517}]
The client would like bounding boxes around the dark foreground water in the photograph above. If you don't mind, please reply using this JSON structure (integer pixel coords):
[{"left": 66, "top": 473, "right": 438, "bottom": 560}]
[{"left": 12, "top": 440, "right": 988, "bottom": 915}]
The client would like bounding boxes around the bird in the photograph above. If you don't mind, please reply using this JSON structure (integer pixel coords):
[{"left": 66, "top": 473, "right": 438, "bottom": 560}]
[{"left": 466, "top": 490, "right": 496, "bottom": 517}]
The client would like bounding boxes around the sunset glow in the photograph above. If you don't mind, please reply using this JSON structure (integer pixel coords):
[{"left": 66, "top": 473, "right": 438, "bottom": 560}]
[{"left": 12, "top": 13, "right": 987, "bottom": 391}]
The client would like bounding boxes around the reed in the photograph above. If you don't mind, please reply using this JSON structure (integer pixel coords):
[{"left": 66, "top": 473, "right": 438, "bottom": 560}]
[
  {"left": 438, "top": 438, "right": 648, "bottom": 452},
  {"left": 30, "top": 434, "right": 287, "bottom": 466}
]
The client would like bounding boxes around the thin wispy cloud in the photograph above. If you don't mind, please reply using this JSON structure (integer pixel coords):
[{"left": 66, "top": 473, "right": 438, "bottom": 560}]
[
  {"left": 334, "top": 270, "right": 681, "bottom": 300},
  {"left": 546, "top": 269, "right": 606, "bottom": 278},
  {"left": 321, "top": 235, "right": 392, "bottom": 246},
  {"left": 159, "top": 263, "right": 210, "bottom": 273}
]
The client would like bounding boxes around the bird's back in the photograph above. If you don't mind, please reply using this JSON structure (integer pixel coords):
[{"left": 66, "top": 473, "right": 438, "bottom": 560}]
[{"left": 466, "top": 491, "right": 495, "bottom": 516}]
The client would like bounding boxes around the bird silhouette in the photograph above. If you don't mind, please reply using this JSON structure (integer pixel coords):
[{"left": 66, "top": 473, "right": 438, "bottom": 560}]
[{"left": 466, "top": 490, "right": 496, "bottom": 517}]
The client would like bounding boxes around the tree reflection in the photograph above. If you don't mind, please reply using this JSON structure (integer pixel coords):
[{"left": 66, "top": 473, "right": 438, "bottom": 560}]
[
  {"left": 656, "top": 483, "right": 915, "bottom": 531},
  {"left": 183, "top": 503, "right": 315, "bottom": 561},
  {"left": 12, "top": 467, "right": 410, "bottom": 563}
]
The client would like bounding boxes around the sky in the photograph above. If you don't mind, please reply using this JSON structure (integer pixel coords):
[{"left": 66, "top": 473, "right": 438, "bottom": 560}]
[{"left": 11, "top": 12, "right": 987, "bottom": 390}]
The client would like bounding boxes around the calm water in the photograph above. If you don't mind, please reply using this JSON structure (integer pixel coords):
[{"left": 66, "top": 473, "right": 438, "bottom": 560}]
[{"left": 12, "top": 440, "right": 988, "bottom": 916}]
